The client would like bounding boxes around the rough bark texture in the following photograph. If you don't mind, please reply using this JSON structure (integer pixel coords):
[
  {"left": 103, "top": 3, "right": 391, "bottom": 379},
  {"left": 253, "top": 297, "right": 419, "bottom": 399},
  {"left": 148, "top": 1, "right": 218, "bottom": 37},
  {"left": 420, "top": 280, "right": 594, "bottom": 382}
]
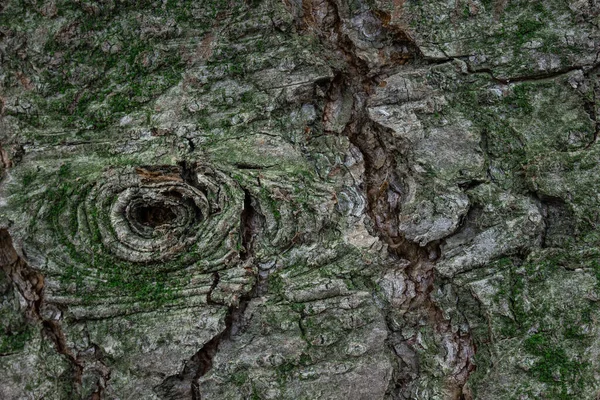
[{"left": 1, "top": 0, "right": 600, "bottom": 399}]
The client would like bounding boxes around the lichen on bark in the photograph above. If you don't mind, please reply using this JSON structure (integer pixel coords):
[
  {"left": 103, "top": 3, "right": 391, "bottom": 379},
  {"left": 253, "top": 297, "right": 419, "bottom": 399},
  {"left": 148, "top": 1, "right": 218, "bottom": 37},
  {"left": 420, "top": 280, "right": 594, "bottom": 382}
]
[{"left": 1, "top": 0, "right": 600, "bottom": 399}]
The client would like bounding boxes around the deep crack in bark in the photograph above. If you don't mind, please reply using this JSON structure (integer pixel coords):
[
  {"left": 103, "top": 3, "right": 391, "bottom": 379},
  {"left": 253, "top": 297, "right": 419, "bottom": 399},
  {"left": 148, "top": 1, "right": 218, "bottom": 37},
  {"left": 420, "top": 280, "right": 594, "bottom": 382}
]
[
  {"left": 155, "top": 188, "right": 260, "bottom": 400},
  {"left": 0, "top": 228, "right": 96, "bottom": 397},
  {"left": 294, "top": 1, "right": 477, "bottom": 397}
]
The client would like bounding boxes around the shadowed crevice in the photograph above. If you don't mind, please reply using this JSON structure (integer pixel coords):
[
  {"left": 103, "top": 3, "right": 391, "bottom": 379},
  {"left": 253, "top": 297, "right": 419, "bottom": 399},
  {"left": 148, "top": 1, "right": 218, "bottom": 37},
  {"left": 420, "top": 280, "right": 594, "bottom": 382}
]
[
  {"left": 0, "top": 229, "right": 90, "bottom": 397},
  {"left": 293, "top": 1, "right": 477, "bottom": 397},
  {"left": 154, "top": 190, "right": 261, "bottom": 400}
]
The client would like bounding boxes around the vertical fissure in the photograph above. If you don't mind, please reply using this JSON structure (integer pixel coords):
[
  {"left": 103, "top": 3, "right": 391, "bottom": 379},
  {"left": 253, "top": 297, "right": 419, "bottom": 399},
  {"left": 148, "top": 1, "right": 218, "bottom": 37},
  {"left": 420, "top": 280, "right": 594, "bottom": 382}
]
[
  {"left": 0, "top": 228, "right": 89, "bottom": 395},
  {"left": 296, "top": 1, "right": 477, "bottom": 397},
  {"left": 156, "top": 189, "right": 261, "bottom": 400}
]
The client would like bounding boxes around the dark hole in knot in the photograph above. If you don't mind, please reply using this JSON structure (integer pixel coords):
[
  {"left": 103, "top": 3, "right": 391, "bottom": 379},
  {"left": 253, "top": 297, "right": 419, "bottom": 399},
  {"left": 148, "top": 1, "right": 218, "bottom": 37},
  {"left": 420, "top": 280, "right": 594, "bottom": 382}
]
[{"left": 134, "top": 205, "right": 177, "bottom": 228}]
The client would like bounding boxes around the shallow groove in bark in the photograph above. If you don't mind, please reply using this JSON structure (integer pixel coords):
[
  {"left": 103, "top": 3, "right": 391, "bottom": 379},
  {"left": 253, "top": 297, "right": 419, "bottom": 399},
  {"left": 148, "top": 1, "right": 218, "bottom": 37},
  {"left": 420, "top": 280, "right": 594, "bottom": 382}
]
[{"left": 465, "top": 60, "right": 600, "bottom": 84}]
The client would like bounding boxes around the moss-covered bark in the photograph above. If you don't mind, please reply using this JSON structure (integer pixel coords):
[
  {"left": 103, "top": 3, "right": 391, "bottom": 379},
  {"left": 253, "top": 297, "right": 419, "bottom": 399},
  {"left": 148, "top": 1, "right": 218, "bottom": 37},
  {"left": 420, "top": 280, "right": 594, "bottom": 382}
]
[{"left": 1, "top": 0, "right": 599, "bottom": 399}]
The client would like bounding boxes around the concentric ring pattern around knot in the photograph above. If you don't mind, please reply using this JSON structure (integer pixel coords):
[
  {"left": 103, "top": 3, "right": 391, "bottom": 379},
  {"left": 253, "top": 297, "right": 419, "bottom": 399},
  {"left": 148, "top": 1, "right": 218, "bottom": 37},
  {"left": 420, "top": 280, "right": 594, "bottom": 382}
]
[
  {"left": 78, "top": 164, "right": 244, "bottom": 265},
  {"left": 25, "top": 162, "right": 248, "bottom": 311},
  {"left": 103, "top": 166, "right": 210, "bottom": 263}
]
